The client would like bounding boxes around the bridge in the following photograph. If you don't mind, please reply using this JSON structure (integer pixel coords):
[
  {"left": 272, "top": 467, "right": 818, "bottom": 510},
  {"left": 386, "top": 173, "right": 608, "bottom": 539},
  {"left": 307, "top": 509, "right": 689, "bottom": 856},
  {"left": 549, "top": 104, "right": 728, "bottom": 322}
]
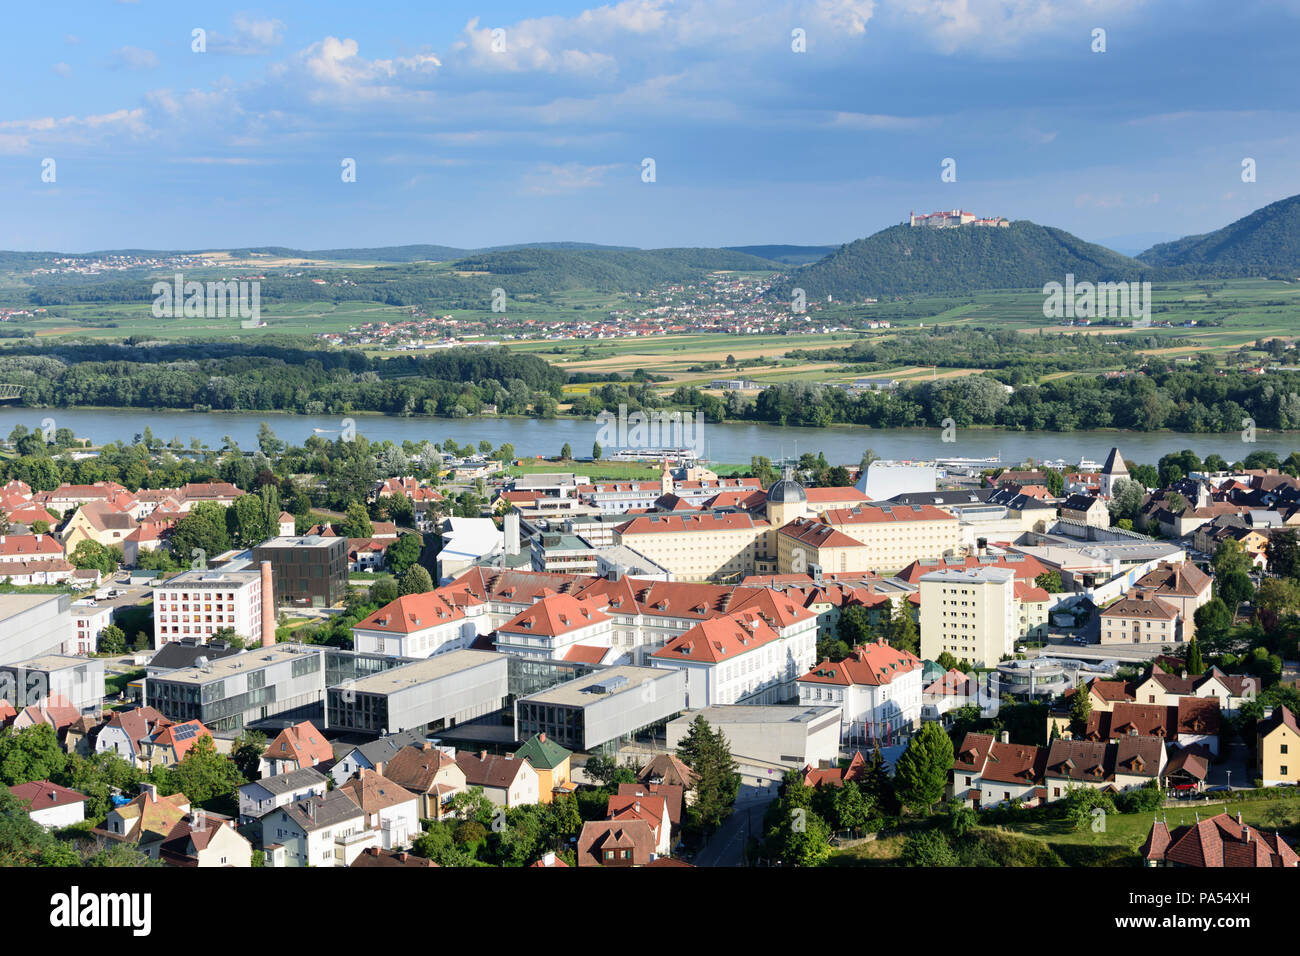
[{"left": 0, "top": 384, "right": 26, "bottom": 402}]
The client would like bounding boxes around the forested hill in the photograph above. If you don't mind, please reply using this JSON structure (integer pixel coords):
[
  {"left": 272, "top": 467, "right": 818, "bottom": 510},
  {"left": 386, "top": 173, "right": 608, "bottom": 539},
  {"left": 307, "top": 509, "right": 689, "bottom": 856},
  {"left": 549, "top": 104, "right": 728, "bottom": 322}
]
[
  {"left": 769, "top": 220, "right": 1149, "bottom": 299},
  {"left": 447, "top": 247, "right": 781, "bottom": 291},
  {"left": 1137, "top": 193, "right": 1300, "bottom": 278}
]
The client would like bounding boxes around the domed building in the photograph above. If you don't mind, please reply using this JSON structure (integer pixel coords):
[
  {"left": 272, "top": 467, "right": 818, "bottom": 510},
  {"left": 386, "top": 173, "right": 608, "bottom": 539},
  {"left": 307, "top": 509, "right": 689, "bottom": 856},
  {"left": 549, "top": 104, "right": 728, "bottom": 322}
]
[{"left": 765, "top": 467, "right": 810, "bottom": 526}]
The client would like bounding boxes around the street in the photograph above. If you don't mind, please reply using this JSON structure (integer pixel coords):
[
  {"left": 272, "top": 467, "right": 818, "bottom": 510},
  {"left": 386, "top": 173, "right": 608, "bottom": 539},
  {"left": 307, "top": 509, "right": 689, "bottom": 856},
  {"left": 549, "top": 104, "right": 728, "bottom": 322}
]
[{"left": 691, "top": 767, "right": 781, "bottom": 867}]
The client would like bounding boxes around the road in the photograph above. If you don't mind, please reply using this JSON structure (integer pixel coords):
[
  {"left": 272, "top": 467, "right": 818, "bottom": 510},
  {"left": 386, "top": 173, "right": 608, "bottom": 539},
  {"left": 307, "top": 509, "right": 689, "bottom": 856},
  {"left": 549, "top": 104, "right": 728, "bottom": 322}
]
[{"left": 691, "top": 767, "right": 781, "bottom": 867}]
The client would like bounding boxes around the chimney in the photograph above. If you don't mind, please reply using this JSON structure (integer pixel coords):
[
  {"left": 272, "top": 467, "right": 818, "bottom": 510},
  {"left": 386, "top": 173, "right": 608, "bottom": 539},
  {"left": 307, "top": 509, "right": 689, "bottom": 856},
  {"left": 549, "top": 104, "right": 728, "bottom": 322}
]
[
  {"left": 543, "top": 851, "right": 556, "bottom": 866},
  {"left": 480, "top": 750, "right": 488, "bottom": 761},
  {"left": 139, "top": 782, "right": 158, "bottom": 800},
  {"left": 539, "top": 733, "right": 547, "bottom": 742},
  {"left": 259, "top": 561, "right": 275, "bottom": 647},
  {"left": 1000, "top": 731, "right": 1010, "bottom": 745},
  {"left": 504, "top": 514, "right": 520, "bottom": 556}
]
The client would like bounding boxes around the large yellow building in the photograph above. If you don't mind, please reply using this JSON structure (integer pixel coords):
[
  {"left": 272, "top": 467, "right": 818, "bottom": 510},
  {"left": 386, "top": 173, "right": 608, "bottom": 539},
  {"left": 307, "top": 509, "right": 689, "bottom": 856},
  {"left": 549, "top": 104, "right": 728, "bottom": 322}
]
[
  {"left": 919, "top": 566, "right": 1017, "bottom": 667},
  {"left": 822, "top": 504, "right": 961, "bottom": 573}
]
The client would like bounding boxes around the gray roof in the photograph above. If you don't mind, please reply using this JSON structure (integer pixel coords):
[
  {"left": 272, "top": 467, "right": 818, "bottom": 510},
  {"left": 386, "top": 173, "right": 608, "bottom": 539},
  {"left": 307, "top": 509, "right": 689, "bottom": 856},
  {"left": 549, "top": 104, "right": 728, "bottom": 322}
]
[
  {"left": 347, "top": 729, "right": 428, "bottom": 766},
  {"left": 1102, "top": 447, "right": 1127, "bottom": 475},
  {"left": 243, "top": 766, "right": 327, "bottom": 797},
  {"left": 276, "top": 789, "right": 362, "bottom": 832},
  {"left": 147, "top": 639, "right": 240, "bottom": 672},
  {"left": 766, "top": 478, "right": 806, "bottom": 504}
]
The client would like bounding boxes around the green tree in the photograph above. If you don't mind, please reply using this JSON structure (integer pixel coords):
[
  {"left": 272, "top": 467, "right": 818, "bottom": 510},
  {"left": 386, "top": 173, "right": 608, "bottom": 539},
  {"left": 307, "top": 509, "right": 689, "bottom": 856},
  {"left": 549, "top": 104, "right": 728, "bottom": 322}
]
[
  {"left": 1069, "top": 679, "right": 1093, "bottom": 736},
  {"left": 1217, "top": 568, "right": 1255, "bottom": 611},
  {"left": 893, "top": 722, "right": 953, "bottom": 814},
  {"left": 98, "top": 623, "right": 127, "bottom": 655},
  {"left": 369, "top": 576, "right": 399, "bottom": 606},
  {"left": 231, "top": 730, "right": 267, "bottom": 781},
  {"left": 398, "top": 563, "right": 434, "bottom": 596},
  {"left": 677, "top": 715, "right": 740, "bottom": 832},
  {"left": 385, "top": 533, "right": 424, "bottom": 576},
  {"left": 560, "top": 443, "right": 572, "bottom": 461},
  {"left": 836, "top": 604, "right": 873, "bottom": 647},
  {"left": 0, "top": 725, "right": 68, "bottom": 786},
  {"left": 1267, "top": 529, "right": 1300, "bottom": 579},
  {"left": 159, "top": 734, "right": 245, "bottom": 808},
  {"left": 1185, "top": 638, "right": 1206, "bottom": 676},
  {"left": 340, "top": 501, "right": 374, "bottom": 539},
  {"left": 1034, "top": 571, "right": 1063, "bottom": 593},
  {"left": 886, "top": 602, "right": 920, "bottom": 656}
]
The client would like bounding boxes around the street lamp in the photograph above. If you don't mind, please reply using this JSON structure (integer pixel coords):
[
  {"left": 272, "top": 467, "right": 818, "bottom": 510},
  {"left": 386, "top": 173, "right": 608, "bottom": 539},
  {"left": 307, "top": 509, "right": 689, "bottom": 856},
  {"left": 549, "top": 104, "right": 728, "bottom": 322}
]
[{"left": 1226, "top": 770, "right": 1232, "bottom": 792}]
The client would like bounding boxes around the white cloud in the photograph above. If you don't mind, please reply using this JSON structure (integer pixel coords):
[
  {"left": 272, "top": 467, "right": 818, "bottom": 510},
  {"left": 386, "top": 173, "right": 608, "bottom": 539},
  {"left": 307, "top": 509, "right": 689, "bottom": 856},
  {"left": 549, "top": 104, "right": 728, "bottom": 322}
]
[
  {"left": 209, "top": 16, "right": 288, "bottom": 55},
  {"left": 109, "top": 46, "right": 159, "bottom": 71},
  {"left": 521, "top": 161, "right": 621, "bottom": 193}
]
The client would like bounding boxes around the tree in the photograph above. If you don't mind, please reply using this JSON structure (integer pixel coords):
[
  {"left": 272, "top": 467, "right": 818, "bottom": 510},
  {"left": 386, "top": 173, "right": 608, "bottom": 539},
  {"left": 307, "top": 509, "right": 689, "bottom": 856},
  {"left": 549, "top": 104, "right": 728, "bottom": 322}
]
[
  {"left": 676, "top": 715, "right": 740, "bottom": 832},
  {"left": 893, "top": 722, "right": 953, "bottom": 814},
  {"left": 1214, "top": 538, "right": 1252, "bottom": 580},
  {"left": 70, "top": 539, "right": 117, "bottom": 576},
  {"left": 98, "top": 624, "right": 127, "bottom": 655},
  {"left": 398, "top": 563, "right": 434, "bottom": 596},
  {"left": 560, "top": 443, "right": 572, "bottom": 461},
  {"left": 1256, "top": 577, "right": 1300, "bottom": 617},
  {"left": 340, "top": 501, "right": 374, "bottom": 539},
  {"left": 1267, "top": 529, "right": 1300, "bottom": 578},
  {"left": 830, "top": 781, "right": 877, "bottom": 835},
  {"left": 1043, "top": 469, "right": 1065, "bottom": 498},
  {"left": 886, "top": 603, "right": 920, "bottom": 656},
  {"left": 1106, "top": 478, "right": 1145, "bottom": 523},
  {"left": 369, "top": 577, "right": 399, "bottom": 606},
  {"left": 0, "top": 725, "right": 68, "bottom": 786},
  {"left": 836, "top": 604, "right": 873, "bottom": 647},
  {"left": 592, "top": 442, "right": 602, "bottom": 460},
  {"left": 1194, "top": 597, "right": 1233, "bottom": 646},
  {"left": 1069, "top": 679, "right": 1092, "bottom": 736},
  {"left": 1034, "top": 570, "right": 1063, "bottom": 593},
  {"left": 1217, "top": 568, "right": 1255, "bottom": 611},
  {"left": 385, "top": 533, "right": 423, "bottom": 576},
  {"left": 231, "top": 730, "right": 267, "bottom": 781},
  {"left": 582, "top": 752, "right": 636, "bottom": 787},
  {"left": 159, "top": 734, "right": 244, "bottom": 807},
  {"left": 1186, "top": 639, "right": 1205, "bottom": 676},
  {"left": 766, "top": 803, "right": 831, "bottom": 867}
]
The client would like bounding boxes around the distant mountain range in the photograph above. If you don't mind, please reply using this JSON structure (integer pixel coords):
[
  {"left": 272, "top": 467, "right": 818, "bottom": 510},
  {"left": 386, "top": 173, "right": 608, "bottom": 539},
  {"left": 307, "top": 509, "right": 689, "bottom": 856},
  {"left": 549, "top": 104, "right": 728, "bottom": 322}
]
[{"left": 4, "top": 194, "right": 1300, "bottom": 300}]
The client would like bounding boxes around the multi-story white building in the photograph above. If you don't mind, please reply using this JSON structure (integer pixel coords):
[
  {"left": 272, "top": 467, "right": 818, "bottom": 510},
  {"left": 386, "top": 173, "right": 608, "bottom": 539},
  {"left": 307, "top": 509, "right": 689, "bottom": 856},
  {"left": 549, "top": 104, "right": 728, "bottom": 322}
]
[
  {"left": 919, "top": 566, "right": 1017, "bottom": 667},
  {"left": 823, "top": 504, "right": 961, "bottom": 573},
  {"left": 796, "top": 639, "right": 923, "bottom": 745},
  {"left": 494, "top": 593, "right": 614, "bottom": 661},
  {"left": 152, "top": 568, "right": 268, "bottom": 647},
  {"left": 70, "top": 600, "right": 113, "bottom": 656},
  {"left": 351, "top": 588, "right": 489, "bottom": 658}
]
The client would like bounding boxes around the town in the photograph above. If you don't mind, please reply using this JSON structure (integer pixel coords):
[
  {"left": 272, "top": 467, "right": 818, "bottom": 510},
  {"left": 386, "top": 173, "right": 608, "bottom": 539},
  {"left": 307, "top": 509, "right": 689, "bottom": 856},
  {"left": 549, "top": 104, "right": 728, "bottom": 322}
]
[{"left": 1, "top": 428, "right": 1297, "bottom": 871}]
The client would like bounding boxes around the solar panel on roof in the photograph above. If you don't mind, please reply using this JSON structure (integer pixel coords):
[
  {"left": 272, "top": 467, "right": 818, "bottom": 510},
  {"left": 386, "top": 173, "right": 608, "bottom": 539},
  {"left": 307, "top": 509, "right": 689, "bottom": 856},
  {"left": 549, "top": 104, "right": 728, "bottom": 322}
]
[{"left": 173, "top": 724, "right": 199, "bottom": 740}]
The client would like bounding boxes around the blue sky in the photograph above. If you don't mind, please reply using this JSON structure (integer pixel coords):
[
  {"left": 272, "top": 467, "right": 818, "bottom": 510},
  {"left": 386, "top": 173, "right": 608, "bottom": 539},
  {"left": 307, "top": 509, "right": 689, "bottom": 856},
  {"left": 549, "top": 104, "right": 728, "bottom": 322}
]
[{"left": 3, "top": 0, "right": 1299, "bottom": 253}]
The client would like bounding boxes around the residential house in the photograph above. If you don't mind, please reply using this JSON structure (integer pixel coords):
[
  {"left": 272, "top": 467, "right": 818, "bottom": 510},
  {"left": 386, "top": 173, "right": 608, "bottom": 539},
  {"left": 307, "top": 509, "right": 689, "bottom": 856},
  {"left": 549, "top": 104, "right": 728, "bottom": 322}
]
[
  {"left": 261, "top": 790, "right": 371, "bottom": 868},
  {"left": 1142, "top": 812, "right": 1298, "bottom": 867},
  {"left": 261, "top": 720, "right": 334, "bottom": 777},
  {"left": 337, "top": 769, "right": 420, "bottom": 850},
  {"left": 100, "top": 784, "right": 190, "bottom": 844},
  {"left": 149, "top": 811, "right": 253, "bottom": 867},
  {"left": 951, "top": 732, "right": 1047, "bottom": 809},
  {"left": 9, "top": 780, "right": 87, "bottom": 829},
  {"left": 513, "top": 732, "right": 574, "bottom": 803},
  {"left": 381, "top": 743, "right": 467, "bottom": 819},
  {"left": 238, "top": 767, "right": 330, "bottom": 824},
  {"left": 1257, "top": 706, "right": 1300, "bottom": 787},
  {"left": 796, "top": 639, "right": 923, "bottom": 746},
  {"left": 454, "top": 751, "right": 540, "bottom": 808},
  {"left": 576, "top": 819, "right": 657, "bottom": 867}
]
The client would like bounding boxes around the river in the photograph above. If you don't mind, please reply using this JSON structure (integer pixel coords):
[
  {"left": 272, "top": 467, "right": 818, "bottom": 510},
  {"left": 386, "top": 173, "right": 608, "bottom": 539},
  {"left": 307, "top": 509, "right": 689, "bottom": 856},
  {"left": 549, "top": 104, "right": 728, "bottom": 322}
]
[{"left": 0, "top": 406, "right": 1295, "bottom": 466}]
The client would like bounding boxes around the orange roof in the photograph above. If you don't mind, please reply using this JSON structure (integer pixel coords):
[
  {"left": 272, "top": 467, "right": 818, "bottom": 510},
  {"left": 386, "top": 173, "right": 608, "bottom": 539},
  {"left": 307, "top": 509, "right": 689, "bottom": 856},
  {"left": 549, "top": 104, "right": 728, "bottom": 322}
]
[{"left": 499, "top": 592, "right": 610, "bottom": 638}]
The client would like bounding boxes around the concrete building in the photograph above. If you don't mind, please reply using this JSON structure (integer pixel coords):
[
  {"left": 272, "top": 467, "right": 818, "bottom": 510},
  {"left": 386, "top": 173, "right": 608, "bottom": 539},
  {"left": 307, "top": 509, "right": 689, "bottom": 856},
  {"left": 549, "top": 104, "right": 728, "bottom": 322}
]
[
  {"left": 69, "top": 600, "right": 112, "bottom": 656},
  {"left": 252, "top": 536, "right": 348, "bottom": 608},
  {"left": 152, "top": 565, "right": 274, "bottom": 648},
  {"left": 0, "top": 594, "right": 72, "bottom": 666},
  {"left": 664, "top": 704, "right": 840, "bottom": 769},
  {"left": 0, "top": 654, "right": 105, "bottom": 712},
  {"left": 351, "top": 588, "right": 489, "bottom": 659},
  {"left": 514, "top": 665, "right": 687, "bottom": 753},
  {"left": 326, "top": 649, "right": 508, "bottom": 736},
  {"left": 146, "top": 643, "right": 326, "bottom": 733},
  {"left": 1099, "top": 590, "right": 1183, "bottom": 646},
  {"left": 919, "top": 566, "right": 1017, "bottom": 667}
]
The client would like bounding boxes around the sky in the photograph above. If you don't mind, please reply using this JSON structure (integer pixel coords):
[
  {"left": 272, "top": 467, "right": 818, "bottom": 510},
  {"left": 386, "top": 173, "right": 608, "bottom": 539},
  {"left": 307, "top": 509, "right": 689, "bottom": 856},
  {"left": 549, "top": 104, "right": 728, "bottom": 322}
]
[{"left": 2, "top": 0, "right": 1300, "bottom": 253}]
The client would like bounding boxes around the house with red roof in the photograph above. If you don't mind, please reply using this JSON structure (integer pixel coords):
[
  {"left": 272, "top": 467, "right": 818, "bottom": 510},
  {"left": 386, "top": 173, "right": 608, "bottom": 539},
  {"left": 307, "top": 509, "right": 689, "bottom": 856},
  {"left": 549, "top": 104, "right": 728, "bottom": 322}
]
[
  {"left": 142, "top": 719, "right": 213, "bottom": 770},
  {"left": 1143, "top": 811, "right": 1298, "bottom": 867},
  {"left": 797, "top": 639, "right": 924, "bottom": 746},
  {"left": 261, "top": 720, "right": 334, "bottom": 776},
  {"left": 952, "top": 731, "right": 1048, "bottom": 809},
  {"left": 607, "top": 790, "right": 672, "bottom": 855},
  {"left": 9, "top": 780, "right": 88, "bottom": 829},
  {"left": 576, "top": 819, "right": 657, "bottom": 867},
  {"left": 454, "top": 751, "right": 540, "bottom": 808}
]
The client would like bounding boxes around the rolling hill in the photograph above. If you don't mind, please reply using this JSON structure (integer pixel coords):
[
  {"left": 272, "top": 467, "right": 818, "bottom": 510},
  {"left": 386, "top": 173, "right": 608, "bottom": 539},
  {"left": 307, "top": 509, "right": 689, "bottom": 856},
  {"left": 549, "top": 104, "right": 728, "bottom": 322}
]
[
  {"left": 770, "top": 220, "right": 1150, "bottom": 300},
  {"left": 1137, "top": 193, "right": 1300, "bottom": 278}
]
